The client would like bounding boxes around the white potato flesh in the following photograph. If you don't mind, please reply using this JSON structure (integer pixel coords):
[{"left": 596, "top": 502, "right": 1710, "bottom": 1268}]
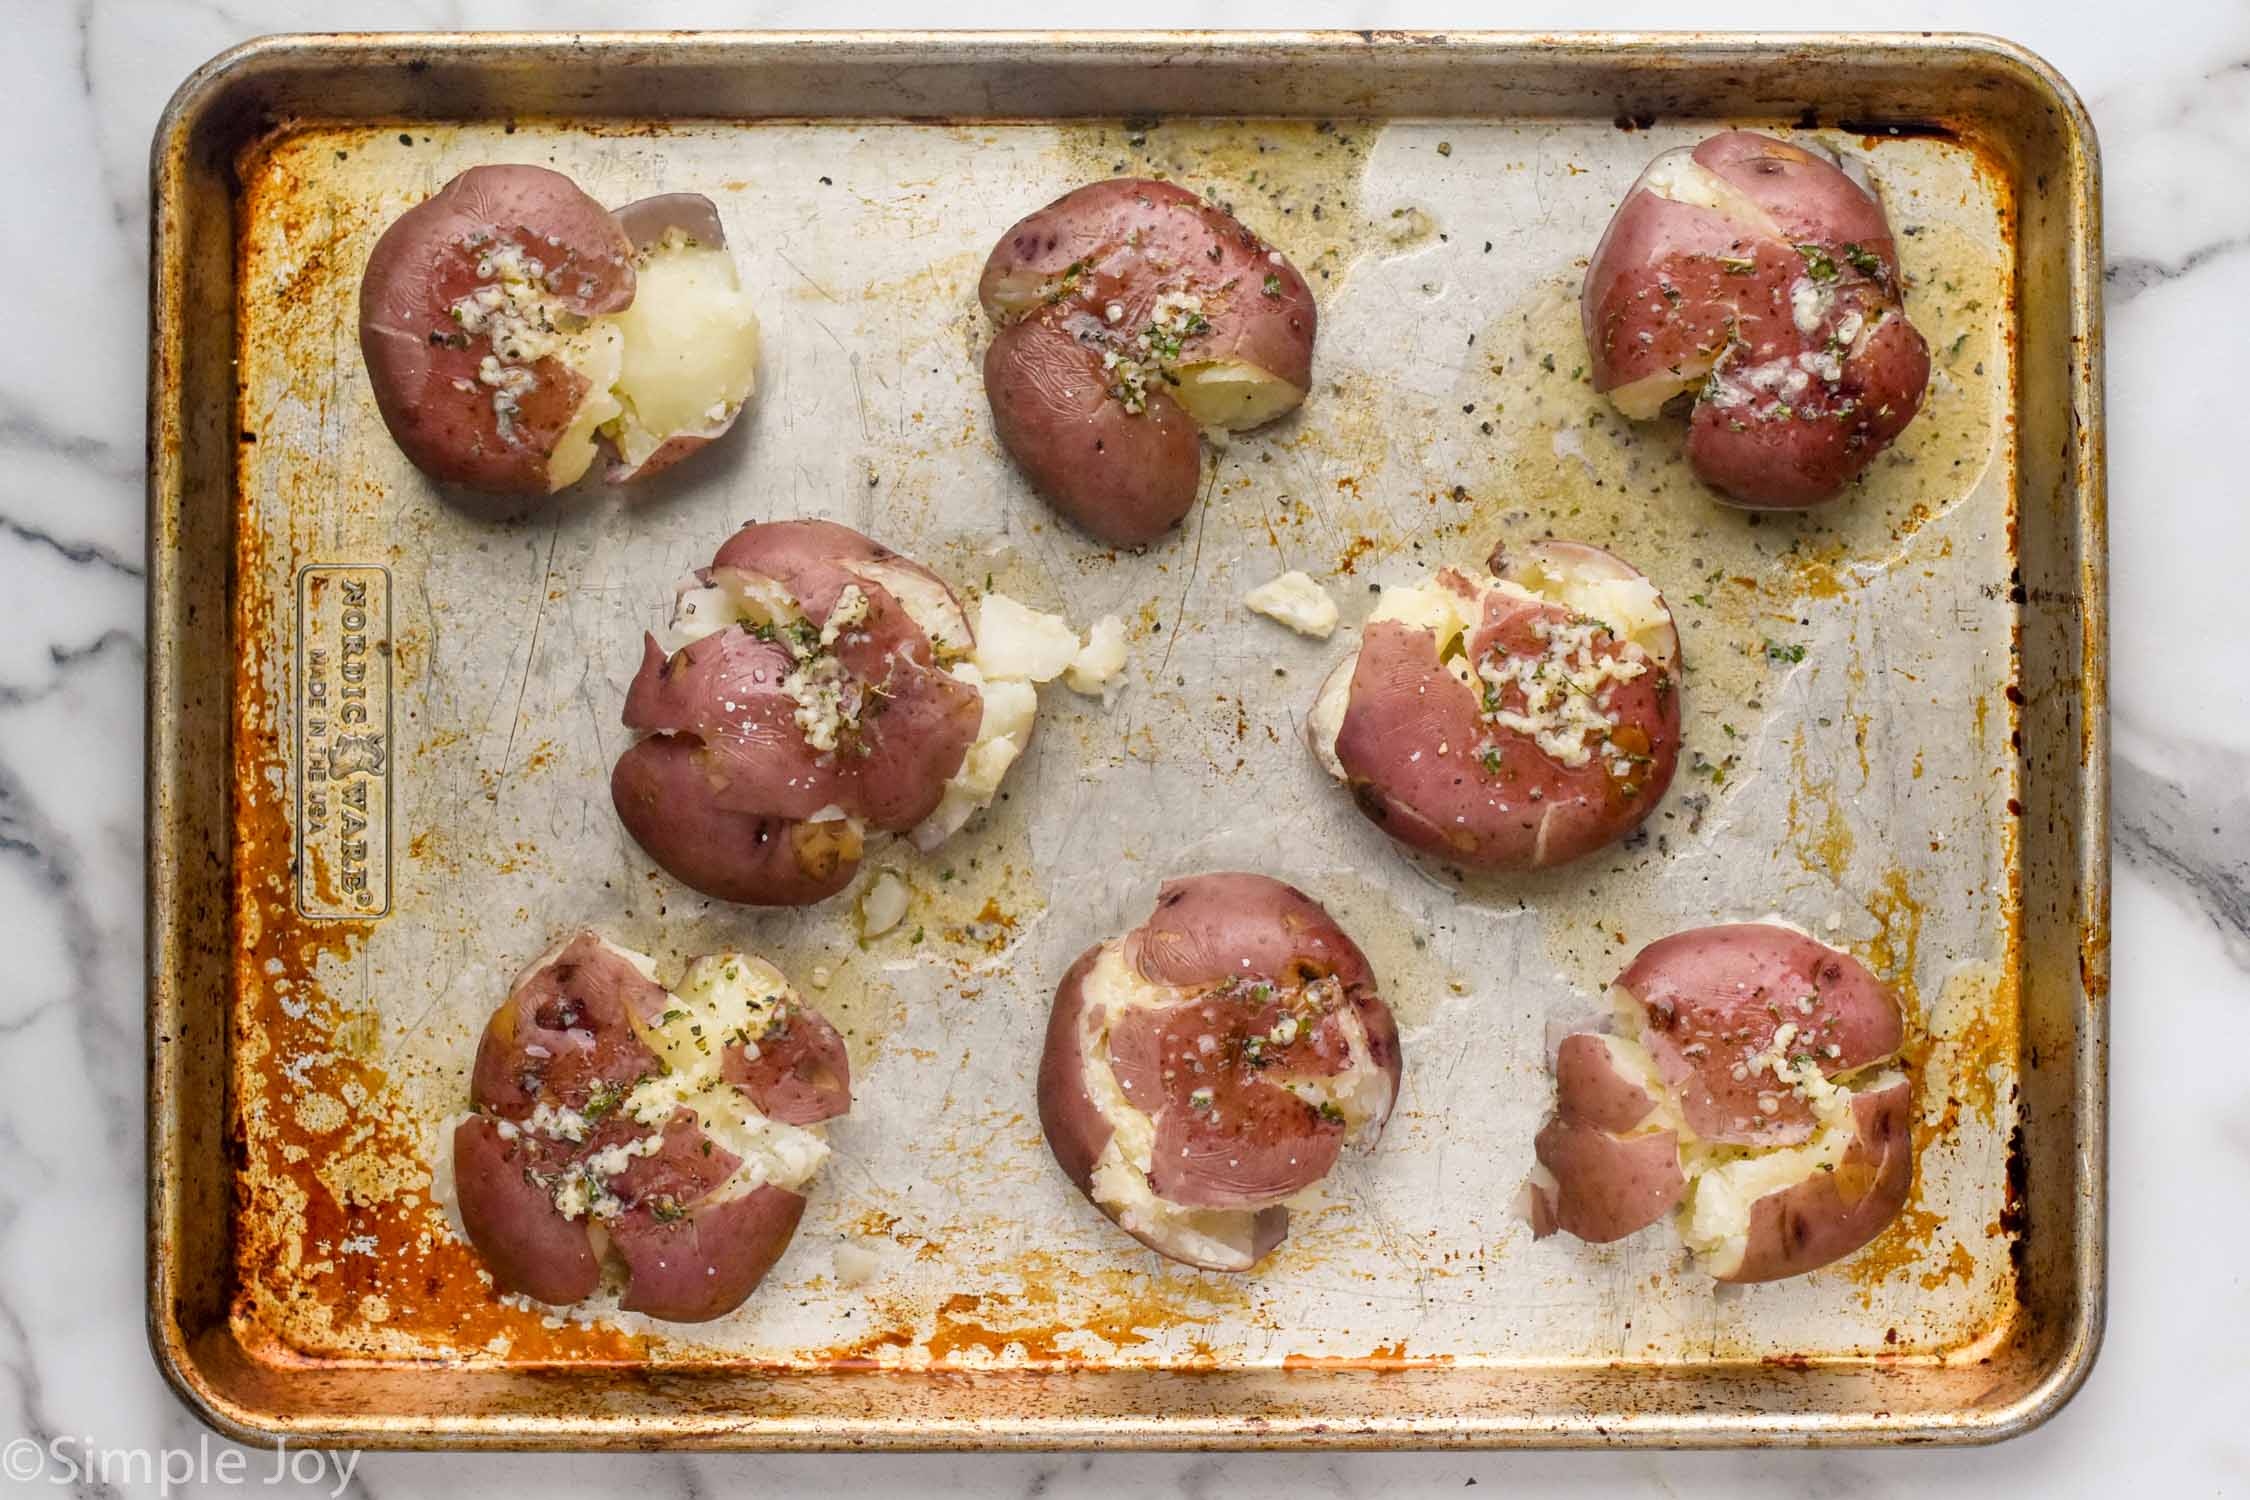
[
  {"left": 1306, "top": 653, "right": 1356, "bottom": 781},
  {"left": 604, "top": 239, "right": 761, "bottom": 469},
  {"left": 1244, "top": 570, "right": 1339, "bottom": 639},
  {"left": 912, "top": 664, "right": 1037, "bottom": 852},
  {"left": 973, "top": 594, "right": 1083, "bottom": 683},
  {"left": 981, "top": 266, "right": 1051, "bottom": 323},
  {"left": 1170, "top": 358, "right": 1305, "bottom": 432},
  {"left": 1636, "top": 148, "right": 1785, "bottom": 238},
  {"left": 1275, "top": 1002, "right": 1396, "bottom": 1136},
  {"left": 832, "top": 1240, "right": 883, "bottom": 1286},
  {"left": 611, "top": 951, "right": 831, "bottom": 1198},
  {"left": 1064, "top": 614, "right": 1129, "bottom": 695},
  {"left": 855, "top": 869, "right": 911, "bottom": 939},
  {"left": 1366, "top": 571, "right": 1480, "bottom": 691},
  {"left": 543, "top": 322, "right": 626, "bottom": 489},
  {"left": 1368, "top": 570, "right": 1479, "bottom": 642},
  {"left": 1498, "top": 552, "right": 1677, "bottom": 666},
  {"left": 1604, "top": 361, "right": 1711, "bottom": 421}
]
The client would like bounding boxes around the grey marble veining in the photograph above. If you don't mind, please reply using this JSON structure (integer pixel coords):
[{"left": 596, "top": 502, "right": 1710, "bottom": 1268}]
[{"left": 4, "top": 0, "right": 2247, "bottom": 1494}]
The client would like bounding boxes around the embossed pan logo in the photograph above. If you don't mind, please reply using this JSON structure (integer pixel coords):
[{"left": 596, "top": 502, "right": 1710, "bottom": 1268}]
[{"left": 295, "top": 566, "right": 393, "bottom": 918}]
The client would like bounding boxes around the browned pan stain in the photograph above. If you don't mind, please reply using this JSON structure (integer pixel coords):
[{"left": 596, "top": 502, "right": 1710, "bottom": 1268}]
[
  {"left": 229, "top": 126, "right": 652, "bottom": 1367},
  {"left": 1784, "top": 729, "right": 1856, "bottom": 884},
  {"left": 812, "top": 1254, "right": 1259, "bottom": 1370}
]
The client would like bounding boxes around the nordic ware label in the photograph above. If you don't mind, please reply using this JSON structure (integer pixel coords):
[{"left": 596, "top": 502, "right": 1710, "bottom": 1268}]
[{"left": 295, "top": 565, "right": 392, "bottom": 918}]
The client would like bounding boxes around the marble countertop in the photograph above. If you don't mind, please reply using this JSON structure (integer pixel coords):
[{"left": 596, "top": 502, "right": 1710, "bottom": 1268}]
[{"left": 8, "top": 0, "right": 2245, "bottom": 1493}]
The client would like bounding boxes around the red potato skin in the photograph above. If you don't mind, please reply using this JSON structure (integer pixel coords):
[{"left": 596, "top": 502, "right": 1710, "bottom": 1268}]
[
  {"left": 977, "top": 179, "right": 1315, "bottom": 391},
  {"left": 983, "top": 316, "right": 1205, "bottom": 546},
  {"left": 1722, "top": 1077, "right": 1915, "bottom": 1283},
  {"left": 1552, "top": 1031, "right": 1661, "bottom": 1135},
  {"left": 725, "top": 1002, "right": 852, "bottom": 1126},
  {"left": 1035, "top": 874, "right": 1398, "bottom": 1270},
  {"left": 610, "top": 1184, "right": 810, "bottom": 1321},
  {"left": 452, "top": 1116, "right": 601, "bottom": 1305},
  {"left": 453, "top": 935, "right": 851, "bottom": 1320},
  {"left": 611, "top": 736, "right": 863, "bottom": 907},
  {"left": 1582, "top": 131, "right": 1930, "bottom": 508},
  {"left": 1037, "top": 947, "right": 1117, "bottom": 1200},
  {"left": 979, "top": 178, "right": 1316, "bottom": 546},
  {"left": 1529, "top": 1033, "right": 1688, "bottom": 1244},
  {"left": 613, "top": 520, "right": 979, "bottom": 907},
  {"left": 1618, "top": 923, "right": 1904, "bottom": 1147},
  {"left": 1332, "top": 555, "right": 1682, "bottom": 871},
  {"left": 469, "top": 933, "right": 668, "bottom": 1121},
  {"left": 1107, "top": 987, "right": 1349, "bottom": 1209},
  {"left": 359, "top": 165, "right": 635, "bottom": 495},
  {"left": 1532, "top": 1118, "right": 1687, "bottom": 1246},
  {"left": 1683, "top": 311, "right": 1929, "bottom": 507}
]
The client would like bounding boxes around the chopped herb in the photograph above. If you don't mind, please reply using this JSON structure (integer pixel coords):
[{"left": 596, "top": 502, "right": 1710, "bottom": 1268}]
[
  {"left": 1540, "top": 352, "right": 1557, "bottom": 373},
  {"left": 1315, "top": 1100, "right": 1348, "bottom": 1124},
  {"left": 1717, "top": 255, "right": 1757, "bottom": 275},
  {"left": 1764, "top": 639, "right": 1807, "bottom": 664},
  {"left": 1261, "top": 272, "right": 1283, "bottom": 297},
  {"left": 1795, "top": 244, "right": 1839, "bottom": 281},
  {"left": 1843, "top": 242, "right": 1883, "bottom": 277}
]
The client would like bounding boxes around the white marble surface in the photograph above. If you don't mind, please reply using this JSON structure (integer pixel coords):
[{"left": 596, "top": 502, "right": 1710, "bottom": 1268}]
[{"left": 4, "top": 0, "right": 2245, "bottom": 1493}]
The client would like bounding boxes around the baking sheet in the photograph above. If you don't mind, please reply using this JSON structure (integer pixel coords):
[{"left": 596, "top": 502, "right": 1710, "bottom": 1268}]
[{"left": 149, "top": 31, "right": 2105, "bottom": 1448}]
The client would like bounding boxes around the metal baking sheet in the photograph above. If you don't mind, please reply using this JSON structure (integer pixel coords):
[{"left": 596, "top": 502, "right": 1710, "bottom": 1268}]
[{"left": 147, "top": 31, "right": 2106, "bottom": 1449}]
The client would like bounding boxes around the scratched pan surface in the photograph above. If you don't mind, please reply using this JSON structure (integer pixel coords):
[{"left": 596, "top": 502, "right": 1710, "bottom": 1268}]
[{"left": 146, "top": 33, "right": 2106, "bottom": 1448}]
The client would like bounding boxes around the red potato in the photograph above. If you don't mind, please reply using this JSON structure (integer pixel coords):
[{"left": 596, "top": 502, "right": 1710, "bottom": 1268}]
[
  {"left": 1618, "top": 922, "right": 1904, "bottom": 1148},
  {"left": 451, "top": 933, "right": 850, "bottom": 1323},
  {"left": 1307, "top": 539, "right": 1682, "bottom": 871},
  {"left": 1037, "top": 873, "right": 1401, "bottom": 1271},
  {"left": 1526, "top": 1033, "right": 1689, "bottom": 1245},
  {"left": 359, "top": 166, "right": 760, "bottom": 498},
  {"left": 1527, "top": 923, "right": 1916, "bottom": 1283},
  {"left": 612, "top": 520, "right": 982, "bottom": 907},
  {"left": 978, "top": 178, "right": 1317, "bottom": 546},
  {"left": 1582, "top": 131, "right": 1931, "bottom": 508}
]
